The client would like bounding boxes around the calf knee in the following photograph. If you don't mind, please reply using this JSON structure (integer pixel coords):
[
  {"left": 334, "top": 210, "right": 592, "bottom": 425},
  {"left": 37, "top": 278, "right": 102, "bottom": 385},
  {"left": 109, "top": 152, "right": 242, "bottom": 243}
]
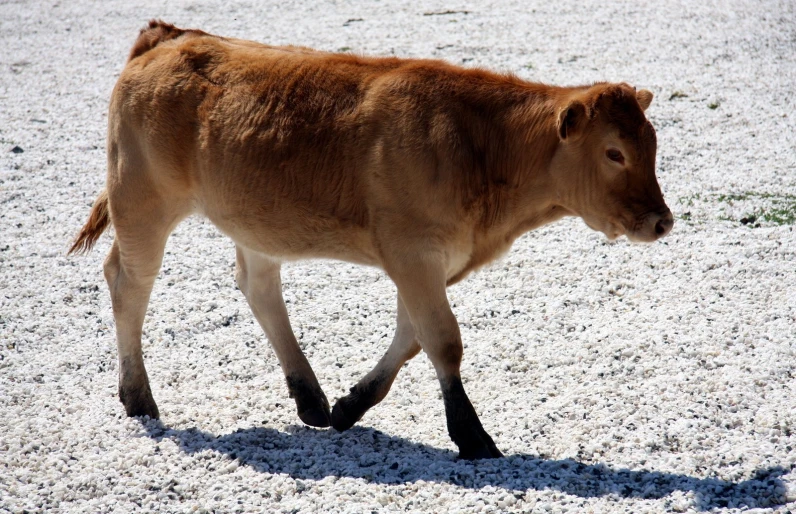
[
  {"left": 420, "top": 333, "right": 463, "bottom": 377},
  {"left": 428, "top": 340, "right": 463, "bottom": 376},
  {"left": 415, "top": 317, "right": 463, "bottom": 375}
]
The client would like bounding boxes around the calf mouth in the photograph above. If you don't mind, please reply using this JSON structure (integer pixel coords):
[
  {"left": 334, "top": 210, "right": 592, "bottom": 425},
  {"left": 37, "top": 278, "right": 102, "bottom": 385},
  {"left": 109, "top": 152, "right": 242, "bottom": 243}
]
[{"left": 581, "top": 216, "right": 624, "bottom": 241}]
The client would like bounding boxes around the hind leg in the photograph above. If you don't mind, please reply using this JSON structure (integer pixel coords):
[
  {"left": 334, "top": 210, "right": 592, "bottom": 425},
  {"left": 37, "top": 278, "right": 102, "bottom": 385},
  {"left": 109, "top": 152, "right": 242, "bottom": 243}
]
[
  {"left": 235, "top": 246, "right": 331, "bottom": 427},
  {"left": 331, "top": 294, "right": 420, "bottom": 431},
  {"left": 104, "top": 188, "right": 188, "bottom": 418},
  {"left": 105, "top": 238, "right": 169, "bottom": 418},
  {"left": 104, "top": 240, "right": 156, "bottom": 418}
]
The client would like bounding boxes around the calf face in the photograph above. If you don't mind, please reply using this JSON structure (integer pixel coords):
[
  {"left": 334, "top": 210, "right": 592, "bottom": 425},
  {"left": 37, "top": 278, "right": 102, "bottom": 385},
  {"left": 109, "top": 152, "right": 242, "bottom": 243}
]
[{"left": 552, "top": 84, "right": 673, "bottom": 242}]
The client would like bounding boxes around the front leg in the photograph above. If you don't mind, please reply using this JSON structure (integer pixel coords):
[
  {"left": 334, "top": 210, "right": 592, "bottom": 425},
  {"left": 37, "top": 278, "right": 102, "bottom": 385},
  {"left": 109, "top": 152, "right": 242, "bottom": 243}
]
[{"left": 386, "top": 252, "right": 503, "bottom": 459}]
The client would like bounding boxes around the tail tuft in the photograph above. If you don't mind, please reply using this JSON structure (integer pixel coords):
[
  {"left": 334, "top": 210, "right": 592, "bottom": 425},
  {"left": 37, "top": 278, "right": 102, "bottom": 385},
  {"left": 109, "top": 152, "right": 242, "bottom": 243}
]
[
  {"left": 68, "top": 190, "right": 111, "bottom": 255},
  {"left": 128, "top": 20, "right": 187, "bottom": 61}
]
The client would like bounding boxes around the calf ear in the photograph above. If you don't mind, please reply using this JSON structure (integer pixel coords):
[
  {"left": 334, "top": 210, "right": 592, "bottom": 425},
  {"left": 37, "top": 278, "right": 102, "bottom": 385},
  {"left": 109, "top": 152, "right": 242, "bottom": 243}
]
[
  {"left": 558, "top": 101, "right": 588, "bottom": 140},
  {"left": 636, "top": 89, "right": 653, "bottom": 111}
]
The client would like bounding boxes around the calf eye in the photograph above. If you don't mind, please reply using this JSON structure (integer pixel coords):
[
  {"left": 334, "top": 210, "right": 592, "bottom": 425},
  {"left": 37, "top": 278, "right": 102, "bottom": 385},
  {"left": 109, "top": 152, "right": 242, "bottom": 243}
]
[{"left": 606, "top": 148, "right": 625, "bottom": 164}]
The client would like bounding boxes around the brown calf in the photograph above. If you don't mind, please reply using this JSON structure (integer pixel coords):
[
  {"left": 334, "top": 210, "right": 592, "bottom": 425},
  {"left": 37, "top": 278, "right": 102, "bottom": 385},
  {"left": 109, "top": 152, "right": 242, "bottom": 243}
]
[{"left": 70, "top": 21, "right": 673, "bottom": 459}]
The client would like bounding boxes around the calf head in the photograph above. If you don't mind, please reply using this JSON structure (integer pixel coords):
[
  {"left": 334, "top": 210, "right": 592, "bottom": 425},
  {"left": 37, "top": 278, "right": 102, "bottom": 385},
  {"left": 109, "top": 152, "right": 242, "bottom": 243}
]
[{"left": 550, "top": 83, "right": 673, "bottom": 242}]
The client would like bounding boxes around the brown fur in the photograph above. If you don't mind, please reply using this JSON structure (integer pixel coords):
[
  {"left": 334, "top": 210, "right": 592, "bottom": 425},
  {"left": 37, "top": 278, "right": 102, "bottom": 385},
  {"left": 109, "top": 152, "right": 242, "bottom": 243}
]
[
  {"left": 127, "top": 20, "right": 205, "bottom": 61},
  {"left": 68, "top": 189, "right": 110, "bottom": 255},
  {"left": 69, "top": 22, "right": 672, "bottom": 458}
]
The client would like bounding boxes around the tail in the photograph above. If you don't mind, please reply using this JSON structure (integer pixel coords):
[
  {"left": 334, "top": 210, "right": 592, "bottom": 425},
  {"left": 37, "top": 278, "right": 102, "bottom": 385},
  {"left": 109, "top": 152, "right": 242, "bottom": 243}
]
[
  {"left": 68, "top": 190, "right": 111, "bottom": 255},
  {"left": 128, "top": 20, "right": 190, "bottom": 61}
]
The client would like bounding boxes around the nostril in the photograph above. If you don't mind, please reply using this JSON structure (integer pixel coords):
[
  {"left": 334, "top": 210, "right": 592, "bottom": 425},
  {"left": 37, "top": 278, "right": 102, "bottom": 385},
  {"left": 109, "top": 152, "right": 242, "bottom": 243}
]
[{"left": 654, "top": 215, "right": 673, "bottom": 236}]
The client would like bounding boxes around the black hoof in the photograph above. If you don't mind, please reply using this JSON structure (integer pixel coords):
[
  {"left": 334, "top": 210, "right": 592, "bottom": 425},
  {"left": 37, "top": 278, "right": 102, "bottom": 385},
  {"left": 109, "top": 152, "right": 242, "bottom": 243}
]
[
  {"left": 453, "top": 425, "right": 503, "bottom": 460},
  {"left": 451, "top": 421, "right": 504, "bottom": 460},
  {"left": 331, "top": 379, "right": 384, "bottom": 432},
  {"left": 456, "top": 439, "right": 504, "bottom": 460},
  {"left": 298, "top": 404, "right": 332, "bottom": 428},
  {"left": 119, "top": 386, "right": 160, "bottom": 419},
  {"left": 441, "top": 376, "right": 503, "bottom": 460},
  {"left": 286, "top": 375, "right": 331, "bottom": 428},
  {"left": 330, "top": 398, "right": 358, "bottom": 431}
]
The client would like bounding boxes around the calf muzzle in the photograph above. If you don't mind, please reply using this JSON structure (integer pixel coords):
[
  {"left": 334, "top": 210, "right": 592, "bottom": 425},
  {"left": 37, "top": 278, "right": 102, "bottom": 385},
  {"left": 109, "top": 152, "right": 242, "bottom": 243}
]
[{"left": 653, "top": 210, "right": 674, "bottom": 238}]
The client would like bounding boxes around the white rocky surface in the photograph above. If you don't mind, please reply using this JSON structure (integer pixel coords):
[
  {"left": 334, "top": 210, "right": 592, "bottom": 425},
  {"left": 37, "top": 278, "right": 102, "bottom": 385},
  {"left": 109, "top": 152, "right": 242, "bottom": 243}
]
[{"left": 1, "top": 0, "right": 795, "bottom": 512}]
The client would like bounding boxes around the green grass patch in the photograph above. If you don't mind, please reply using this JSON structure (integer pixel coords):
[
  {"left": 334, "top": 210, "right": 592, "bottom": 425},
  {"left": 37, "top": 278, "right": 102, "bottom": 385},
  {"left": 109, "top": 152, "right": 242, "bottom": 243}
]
[
  {"left": 677, "top": 192, "right": 702, "bottom": 207},
  {"left": 717, "top": 192, "right": 796, "bottom": 225},
  {"left": 677, "top": 191, "right": 796, "bottom": 226}
]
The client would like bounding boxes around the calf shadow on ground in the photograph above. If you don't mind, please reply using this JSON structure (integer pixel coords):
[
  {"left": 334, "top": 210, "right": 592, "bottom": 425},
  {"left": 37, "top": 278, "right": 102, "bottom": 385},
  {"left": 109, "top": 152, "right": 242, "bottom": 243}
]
[{"left": 142, "top": 421, "right": 790, "bottom": 511}]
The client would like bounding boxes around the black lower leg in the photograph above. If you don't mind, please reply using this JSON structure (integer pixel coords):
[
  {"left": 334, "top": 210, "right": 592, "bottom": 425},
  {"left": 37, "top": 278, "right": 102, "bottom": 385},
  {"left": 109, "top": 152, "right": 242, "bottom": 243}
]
[
  {"left": 331, "top": 373, "right": 388, "bottom": 431},
  {"left": 286, "top": 374, "right": 331, "bottom": 428},
  {"left": 441, "top": 376, "right": 503, "bottom": 460}
]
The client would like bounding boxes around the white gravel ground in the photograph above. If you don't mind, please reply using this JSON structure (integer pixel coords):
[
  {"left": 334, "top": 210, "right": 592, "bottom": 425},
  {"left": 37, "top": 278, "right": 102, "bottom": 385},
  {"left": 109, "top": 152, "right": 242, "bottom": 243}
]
[{"left": 2, "top": 0, "right": 795, "bottom": 512}]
